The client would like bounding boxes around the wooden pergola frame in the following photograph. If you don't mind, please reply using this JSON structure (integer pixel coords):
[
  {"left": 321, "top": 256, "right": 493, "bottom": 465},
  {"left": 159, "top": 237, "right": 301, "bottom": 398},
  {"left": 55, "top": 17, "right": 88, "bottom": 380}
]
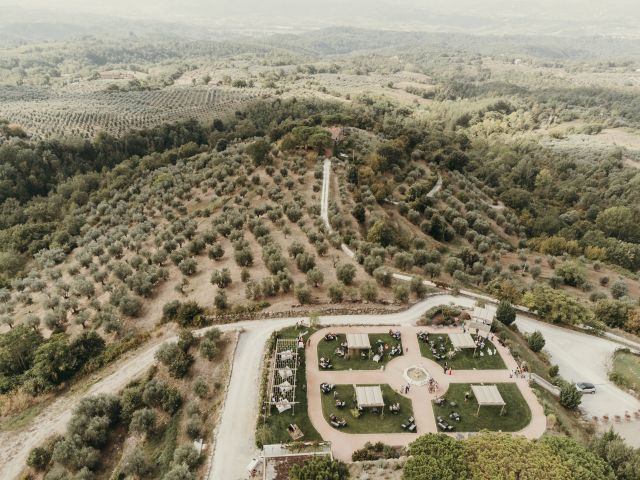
[{"left": 266, "top": 338, "right": 300, "bottom": 415}]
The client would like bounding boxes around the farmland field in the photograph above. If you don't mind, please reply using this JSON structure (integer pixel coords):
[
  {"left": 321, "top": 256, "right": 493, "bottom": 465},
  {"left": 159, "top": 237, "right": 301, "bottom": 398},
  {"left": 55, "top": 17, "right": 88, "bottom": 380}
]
[{"left": 0, "top": 83, "right": 262, "bottom": 138}]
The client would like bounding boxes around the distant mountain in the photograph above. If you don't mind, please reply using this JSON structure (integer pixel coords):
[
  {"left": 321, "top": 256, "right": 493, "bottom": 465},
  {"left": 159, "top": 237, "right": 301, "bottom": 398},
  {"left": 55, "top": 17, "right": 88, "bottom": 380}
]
[{"left": 1, "top": 0, "right": 639, "bottom": 38}]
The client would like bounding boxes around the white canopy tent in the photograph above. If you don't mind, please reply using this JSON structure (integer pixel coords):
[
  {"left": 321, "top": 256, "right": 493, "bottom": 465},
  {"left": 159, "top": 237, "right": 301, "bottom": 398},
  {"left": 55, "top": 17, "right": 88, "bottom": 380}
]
[
  {"left": 276, "top": 398, "right": 292, "bottom": 413},
  {"left": 278, "top": 381, "right": 292, "bottom": 394},
  {"left": 472, "top": 307, "right": 494, "bottom": 325},
  {"left": 355, "top": 385, "right": 385, "bottom": 409},
  {"left": 346, "top": 333, "right": 371, "bottom": 350},
  {"left": 449, "top": 332, "right": 476, "bottom": 350},
  {"left": 279, "top": 350, "right": 294, "bottom": 361},
  {"left": 471, "top": 385, "right": 506, "bottom": 415}
]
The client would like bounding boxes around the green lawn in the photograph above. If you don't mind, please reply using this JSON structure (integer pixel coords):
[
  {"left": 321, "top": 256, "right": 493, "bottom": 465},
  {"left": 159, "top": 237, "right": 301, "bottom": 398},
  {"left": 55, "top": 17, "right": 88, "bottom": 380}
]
[
  {"left": 259, "top": 326, "right": 321, "bottom": 444},
  {"left": 317, "top": 333, "right": 403, "bottom": 370},
  {"left": 418, "top": 333, "right": 506, "bottom": 370},
  {"left": 611, "top": 350, "right": 640, "bottom": 395},
  {"left": 433, "top": 383, "right": 531, "bottom": 432},
  {"left": 321, "top": 384, "right": 413, "bottom": 434}
]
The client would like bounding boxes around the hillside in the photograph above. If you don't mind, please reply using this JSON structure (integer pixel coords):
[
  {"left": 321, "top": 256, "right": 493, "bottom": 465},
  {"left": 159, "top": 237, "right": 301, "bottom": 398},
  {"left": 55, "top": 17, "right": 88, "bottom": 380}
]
[{"left": 0, "top": 27, "right": 639, "bottom": 480}]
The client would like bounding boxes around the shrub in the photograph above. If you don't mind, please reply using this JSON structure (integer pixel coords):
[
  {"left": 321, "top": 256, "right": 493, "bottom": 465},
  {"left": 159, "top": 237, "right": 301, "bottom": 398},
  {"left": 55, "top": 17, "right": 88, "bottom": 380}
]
[
  {"left": 295, "top": 252, "right": 316, "bottom": 273},
  {"left": 373, "top": 267, "right": 392, "bottom": 287},
  {"left": 555, "top": 262, "right": 586, "bottom": 287},
  {"left": 559, "top": 382, "right": 582, "bottom": 410},
  {"left": 328, "top": 283, "right": 344, "bottom": 303},
  {"left": 360, "top": 281, "right": 377, "bottom": 302},
  {"left": 214, "top": 290, "right": 228, "bottom": 310},
  {"left": 199, "top": 338, "right": 218, "bottom": 360},
  {"left": 336, "top": 263, "right": 357, "bottom": 285},
  {"left": 162, "top": 463, "right": 195, "bottom": 480},
  {"left": 295, "top": 283, "right": 312, "bottom": 304},
  {"left": 496, "top": 300, "right": 516, "bottom": 326},
  {"left": 351, "top": 442, "right": 400, "bottom": 461},
  {"left": 155, "top": 343, "right": 193, "bottom": 378},
  {"left": 121, "top": 449, "right": 151, "bottom": 477},
  {"left": 119, "top": 295, "right": 142, "bottom": 317},
  {"left": 129, "top": 407, "right": 157, "bottom": 435},
  {"left": 185, "top": 416, "right": 204, "bottom": 439},
  {"left": 610, "top": 279, "right": 628, "bottom": 299},
  {"left": 193, "top": 377, "right": 209, "bottom": 398},
  {"left": 289, "top": 457, "right": 349, "bottom": 480},
  {"left": 27, "top": 446, "right": 53, "bottom": 471},
  {"left": 306, "top": 267, "right": 324, "bottom": 287},
  {"left": 527, "top": 331, "right": 545, "bottom": 352},
  {"left": 594, "top": 299, "right": 630, "bottom": 328},
  {"left": 210, "top": 268, "right": 232, "bottom": 288},
  {"left": 393, "top": 284, "right": 410, "bottom": 303},
  {"left": 410, "top": 277, "right": 427, "bottom": 298},
  {"left": 207, "top": 243, "right": 224, "bottom": 260},
  {"left": 173, "top": 444, "right": 201, "bottom": 469},
  {"left": 178, "top": 258, "right": 197, "bottom": 276}
]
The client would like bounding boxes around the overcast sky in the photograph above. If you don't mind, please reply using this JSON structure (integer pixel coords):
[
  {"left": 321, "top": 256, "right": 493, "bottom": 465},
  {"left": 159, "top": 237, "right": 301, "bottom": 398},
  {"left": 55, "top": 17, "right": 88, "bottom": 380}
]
[{"left": 1, "top": 0, "right": 639, "bottom": 36}]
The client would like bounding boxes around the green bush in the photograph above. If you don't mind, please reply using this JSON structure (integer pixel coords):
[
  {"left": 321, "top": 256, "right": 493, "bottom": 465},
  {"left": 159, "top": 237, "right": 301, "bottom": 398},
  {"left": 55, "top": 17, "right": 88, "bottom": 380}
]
[
  {"left": 527, "top": 331, "right": 546, "bottom": 352},
  {"left": 289, "top": 457, "right": 349, "bottom": 480},
  {"left": 559, "top": 382, "right": 582, "bottom": 410},
  {"left": 27, "top": 446, "right": 53, "bottom": 471},
  {"left": 496, "top": 300, "right": 516, "bottom": 326}
]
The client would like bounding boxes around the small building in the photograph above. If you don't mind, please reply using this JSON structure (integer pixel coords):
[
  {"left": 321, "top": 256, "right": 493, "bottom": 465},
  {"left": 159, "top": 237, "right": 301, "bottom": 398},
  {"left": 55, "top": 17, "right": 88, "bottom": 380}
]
[
  {"left": 355, "top": 385, "right": 385, "bottom": 410},
  {"left": 449, "top": 333, "right": 476, "bottom": 350},
  {"left": 346, "top": 333, "right": 371, "bottom": 357},
  {"left": 471, "top": 385, "right": 506, "bottom": 415}
]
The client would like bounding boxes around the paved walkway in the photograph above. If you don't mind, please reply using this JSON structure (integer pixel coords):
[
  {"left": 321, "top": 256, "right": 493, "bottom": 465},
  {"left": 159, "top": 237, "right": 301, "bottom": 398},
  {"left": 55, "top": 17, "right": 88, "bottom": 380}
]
[{"left": 306, "top": 325, "right": 546, "bottom": 461}]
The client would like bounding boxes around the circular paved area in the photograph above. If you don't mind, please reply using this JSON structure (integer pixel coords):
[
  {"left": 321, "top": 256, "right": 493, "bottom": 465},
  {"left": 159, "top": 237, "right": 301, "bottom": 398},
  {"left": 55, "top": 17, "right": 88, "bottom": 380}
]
[{"left": 306, "top": 325, "right": 546, "bottom": 461}]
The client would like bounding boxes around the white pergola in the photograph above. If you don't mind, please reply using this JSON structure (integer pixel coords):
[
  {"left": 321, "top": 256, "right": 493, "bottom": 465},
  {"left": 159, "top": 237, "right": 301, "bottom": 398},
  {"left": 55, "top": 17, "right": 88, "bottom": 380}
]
[
  {"left": 346, "top": 333, "right": 371, "bottom": 350},
  {"left": 449, "top": 332, "right": 476, "bottom": 350},
  {"left": 355, "top": 385, "right": 385, "bottom": 409},
  {"left": 471, "top": 385, "right": 506, "bottom": 415},
  {"left": 473, "top": 307, "right": 494, "bottom": 325},
  {"left": 466, "top": 320, "right": 491, "bottom": 335},
  {"left": 267, "top": 339, "right": 300, "bottom": 415},
  {"left": 346, "top": 333, "right": 371, "bottom": 358}
]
